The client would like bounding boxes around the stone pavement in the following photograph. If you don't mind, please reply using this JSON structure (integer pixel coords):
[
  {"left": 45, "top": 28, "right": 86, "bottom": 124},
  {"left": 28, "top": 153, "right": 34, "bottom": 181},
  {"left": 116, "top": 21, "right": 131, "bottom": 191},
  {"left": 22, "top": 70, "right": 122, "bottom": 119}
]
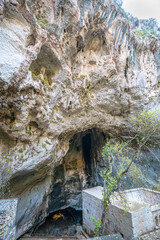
[
  {"left": 139, "top": 229, "right": 160, "bottom": 240},
  {"left": 20, "top": 233, "right": 124, "bottom": 240}
]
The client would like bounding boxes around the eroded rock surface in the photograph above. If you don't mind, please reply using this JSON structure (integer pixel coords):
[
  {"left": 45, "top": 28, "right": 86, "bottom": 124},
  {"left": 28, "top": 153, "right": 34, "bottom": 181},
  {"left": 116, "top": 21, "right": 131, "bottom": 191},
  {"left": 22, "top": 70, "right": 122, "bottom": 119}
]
[{"left": 0, "top": 0, "right": 160, "bottom": 238}]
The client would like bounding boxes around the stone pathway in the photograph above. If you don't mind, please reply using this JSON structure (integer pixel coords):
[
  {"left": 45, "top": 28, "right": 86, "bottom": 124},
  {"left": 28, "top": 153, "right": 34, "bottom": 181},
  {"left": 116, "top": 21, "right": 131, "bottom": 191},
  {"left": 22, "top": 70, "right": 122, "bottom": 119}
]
[
  {"left": 140, "top": 229, "right": 160, "bottom": 240},
  {"left": 20, "top": 233, "right": 123, "bottom": 240},
  {"left": 20, "top": 236, "right": 78, "bottom": 240},
  {"left": 20, "top": 230, "right": 160, "bottom": 240}
]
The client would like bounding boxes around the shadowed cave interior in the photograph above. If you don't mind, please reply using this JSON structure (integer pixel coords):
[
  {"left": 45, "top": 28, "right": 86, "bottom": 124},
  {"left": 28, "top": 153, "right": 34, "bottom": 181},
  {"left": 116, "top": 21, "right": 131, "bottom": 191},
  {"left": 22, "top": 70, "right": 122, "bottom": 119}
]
[
  {"left": 24, "top": 128, "right": 106, "bottom": 237},
  {"left": 28, "top": 207, "right": 82, "bottom": 237}
]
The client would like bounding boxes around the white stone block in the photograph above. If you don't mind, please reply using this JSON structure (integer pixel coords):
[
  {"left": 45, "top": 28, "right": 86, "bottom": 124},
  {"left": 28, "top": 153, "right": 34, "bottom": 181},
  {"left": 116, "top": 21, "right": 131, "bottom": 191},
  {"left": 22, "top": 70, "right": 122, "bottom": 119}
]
[{"left": 82, "top": 187, "right": 160, "bottom": 240}]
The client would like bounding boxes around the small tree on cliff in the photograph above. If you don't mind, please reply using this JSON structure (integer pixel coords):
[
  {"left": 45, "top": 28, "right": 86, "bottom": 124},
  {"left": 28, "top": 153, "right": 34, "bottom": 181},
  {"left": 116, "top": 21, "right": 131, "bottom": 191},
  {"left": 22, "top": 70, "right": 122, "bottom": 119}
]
[{"left": 94, "top": 110, "right": 160, "bottom": 236}]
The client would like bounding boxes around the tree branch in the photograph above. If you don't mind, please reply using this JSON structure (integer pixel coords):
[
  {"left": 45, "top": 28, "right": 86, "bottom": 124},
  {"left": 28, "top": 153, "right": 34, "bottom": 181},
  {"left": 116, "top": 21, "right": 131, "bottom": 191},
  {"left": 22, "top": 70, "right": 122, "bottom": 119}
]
[{"left": 145, "top": 145, "right": 160, "bottom": 163}]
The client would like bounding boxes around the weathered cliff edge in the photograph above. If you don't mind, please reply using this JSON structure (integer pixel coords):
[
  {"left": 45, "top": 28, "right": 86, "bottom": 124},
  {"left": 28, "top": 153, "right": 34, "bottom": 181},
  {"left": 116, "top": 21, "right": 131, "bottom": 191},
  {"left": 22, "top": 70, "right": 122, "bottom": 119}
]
[{"left": 0, "top": 0, "right": 160, "bottom": 238}]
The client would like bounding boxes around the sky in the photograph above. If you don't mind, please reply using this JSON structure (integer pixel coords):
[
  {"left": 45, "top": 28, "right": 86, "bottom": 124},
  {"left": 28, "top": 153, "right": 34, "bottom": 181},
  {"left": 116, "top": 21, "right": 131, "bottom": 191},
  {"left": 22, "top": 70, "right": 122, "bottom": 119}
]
[{"left": 122, "top": 0, "right": 160, "bottom": 25}]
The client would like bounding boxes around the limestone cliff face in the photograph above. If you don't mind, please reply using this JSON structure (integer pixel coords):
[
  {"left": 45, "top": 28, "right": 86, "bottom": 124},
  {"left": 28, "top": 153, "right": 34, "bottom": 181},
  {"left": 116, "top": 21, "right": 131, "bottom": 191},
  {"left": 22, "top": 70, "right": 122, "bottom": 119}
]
[{"left": 0, "top": 0, "right": 160, "bottom": 238}]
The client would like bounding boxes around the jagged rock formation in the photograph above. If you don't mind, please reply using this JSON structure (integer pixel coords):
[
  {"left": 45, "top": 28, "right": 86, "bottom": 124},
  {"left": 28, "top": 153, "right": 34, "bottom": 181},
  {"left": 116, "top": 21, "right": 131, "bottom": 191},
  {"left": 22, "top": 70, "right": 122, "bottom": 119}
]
[{"left": 0, "top": 0, "right": 160, "bottom": 238}]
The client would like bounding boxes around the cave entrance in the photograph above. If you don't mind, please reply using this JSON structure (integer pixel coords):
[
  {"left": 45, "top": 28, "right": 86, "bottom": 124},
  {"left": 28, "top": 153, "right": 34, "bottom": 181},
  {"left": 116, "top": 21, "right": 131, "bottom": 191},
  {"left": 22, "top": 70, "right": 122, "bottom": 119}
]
[
  {"left": 82, "top": 132, "right": 92, "bottom": 184},
  {"left": 26, "top": 207, "right": 82, "bottom": 238},
  {"left": 81, "top": 128, "right": 106, "bottom": 186},
  {"left": 48, "top": 128, "right": 106, "bottom": 214},
  {"left": 23, "top": 128, "right": 106, "bottom": 239}
]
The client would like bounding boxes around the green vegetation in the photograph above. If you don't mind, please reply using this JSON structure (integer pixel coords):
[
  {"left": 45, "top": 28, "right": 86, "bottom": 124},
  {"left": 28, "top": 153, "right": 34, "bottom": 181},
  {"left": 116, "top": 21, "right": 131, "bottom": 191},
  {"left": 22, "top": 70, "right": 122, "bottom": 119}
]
[
  {"left": 41, "top": 76, "right": 53, "bottom": 89},
  {"left": 29, "top": 68, "right": 53, "bottom": 90},
  {"left": 68, "top": 104, "right": 72, "bottom": 110},
  {"left": 37, "top": 13, "right": 48, "bottom": 29},
  {"left": 51, "top": 151, "right": 55, "bottom": 157},
  {"left": 42, "top": 143, "right": 46, "bottom": 149},
  {"left": 58, "top": 128, "right": 67, "bottom": 140},
  {"left": 26, "top": 126, "right": 31, "bottom": 135},
  {"left": 92, "top": 110, "right": 160, "bottom": 236},
  {"left": 29, "top": 68, "right": 40, "bottom": 80},
  {"left": 72, "top": 72, "right": 79, "bottom": 79},
  {"left": 51, "top": 70, "right": 56, "bottom": 75},
  {"left": 91, "top": 217, "right": 102, "bottom": 237},
  {"left": 85, "top": 88, "right": 89, "bottom": 93},
  {"left": 133, "top": 29, "right": 160, "bottom": 41},
  {"left": 18, "top": 148, "right": 24, "bottom": 153}
]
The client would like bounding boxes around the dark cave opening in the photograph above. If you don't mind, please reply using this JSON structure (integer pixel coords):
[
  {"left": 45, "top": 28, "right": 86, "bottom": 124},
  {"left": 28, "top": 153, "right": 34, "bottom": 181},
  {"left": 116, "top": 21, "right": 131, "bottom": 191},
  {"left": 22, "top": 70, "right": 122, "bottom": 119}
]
[
  {"left": 24, "top": 128, "right": 106, "bottom": 238},
  {"left": 82, "top": 133, "right": 92, "bottom": 185},
  {"left": 48, "top": 128, "right": 106, "bottom": 216},
  {"left": 28, "top": 207, "right": 82, "bottom": 237}
]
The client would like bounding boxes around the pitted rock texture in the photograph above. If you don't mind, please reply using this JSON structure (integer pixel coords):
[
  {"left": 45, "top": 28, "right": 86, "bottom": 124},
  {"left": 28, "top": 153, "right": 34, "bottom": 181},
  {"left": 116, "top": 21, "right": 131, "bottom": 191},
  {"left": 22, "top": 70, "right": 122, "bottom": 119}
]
[
  {"left": 0, "top": 199, "right": 18, "bottom": 240},
  {"left": 0, "top": 0, "right": 160, "bottom": 238}
]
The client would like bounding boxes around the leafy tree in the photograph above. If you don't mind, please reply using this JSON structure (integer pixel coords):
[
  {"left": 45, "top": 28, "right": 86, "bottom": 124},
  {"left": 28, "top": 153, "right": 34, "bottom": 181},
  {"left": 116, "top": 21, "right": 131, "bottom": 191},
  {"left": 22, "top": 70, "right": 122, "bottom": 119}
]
[{"left": 93, "top": 110, "right": 160, "bottom": 236}]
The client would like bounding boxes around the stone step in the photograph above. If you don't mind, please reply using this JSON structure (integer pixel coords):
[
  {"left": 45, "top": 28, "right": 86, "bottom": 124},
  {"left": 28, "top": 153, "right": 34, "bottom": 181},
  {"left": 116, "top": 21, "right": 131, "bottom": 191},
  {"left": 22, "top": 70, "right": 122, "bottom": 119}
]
[
  {"left": 20, "top": 237, "right": 78, "bottom": 240},
  {"left": 20, "top": 234, "right": 86, "bottom": 240}
]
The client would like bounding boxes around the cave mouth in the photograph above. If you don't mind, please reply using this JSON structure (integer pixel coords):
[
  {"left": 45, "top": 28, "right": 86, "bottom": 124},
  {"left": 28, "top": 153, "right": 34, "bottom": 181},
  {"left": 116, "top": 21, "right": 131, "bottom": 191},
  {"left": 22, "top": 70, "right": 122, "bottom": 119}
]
[
  {"left": 48, "top": 128, "right": 106, "bottom": 214},
  {"left": 82, "top": 132, "right": 92, "bottom": 184},
  {"left": 26, "top": 207, "right": 82, "bottom": 237},
  {"left": 23, "top": 128, "right": 106, "bottom": 238},
  {"left": 81, "top": 128, "right": 106, "bottom": 186}
]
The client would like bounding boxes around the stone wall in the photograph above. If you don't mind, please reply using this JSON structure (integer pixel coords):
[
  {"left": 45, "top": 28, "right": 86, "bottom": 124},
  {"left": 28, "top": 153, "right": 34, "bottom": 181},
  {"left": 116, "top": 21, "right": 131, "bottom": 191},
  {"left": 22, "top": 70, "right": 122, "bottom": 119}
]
[
  {"left": 123, "top": 188, "right": 160, "bottom": 206},
  {"left": 142, "top": 189, "right": 160, "bottom": 205},
  {"left": 151, "top": 204, "right": 160, "bottom": 228},
  {"left": 118, "top": 188, "right": 160, "bottom": 230},
  {"left": 82, "top": 187, "right": 159, "bottom": 240},
  {"left": 82, "top": 186, "right": 103, "bottom": 236},
  {"left": 0, "top": 199, "right": 18, "bottom": 240}
]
